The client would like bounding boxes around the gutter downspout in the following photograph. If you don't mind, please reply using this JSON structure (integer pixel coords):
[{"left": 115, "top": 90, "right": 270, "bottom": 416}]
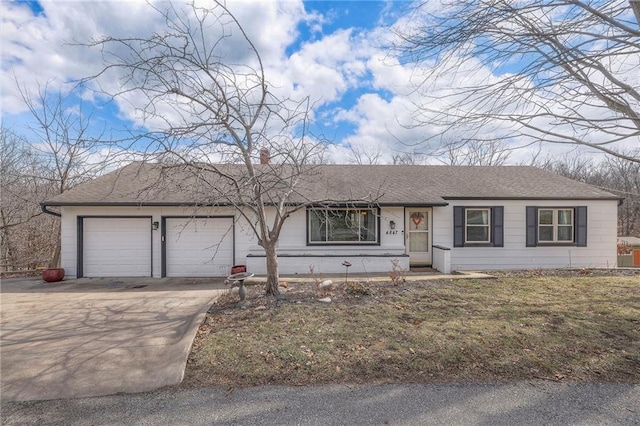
[{"left": 41, "top": 203, "right": 62, "bottom": 217}]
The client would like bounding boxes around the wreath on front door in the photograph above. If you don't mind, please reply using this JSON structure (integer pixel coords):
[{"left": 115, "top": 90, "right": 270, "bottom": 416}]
[{"left": 410, "top": 212, "right": 424, "bottom": 227}]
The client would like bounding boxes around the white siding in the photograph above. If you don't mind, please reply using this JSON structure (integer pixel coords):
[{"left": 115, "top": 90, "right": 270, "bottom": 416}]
[
  {"left": 61, "top": 206, "right": 409, "bottom": 277},
  {"left": 247, "top": 254, "right": 410, "bottom": 276},
  {"left": 432, "top": 200, "right": 618, "bottom": 270},
  {"left": 58, "top": 200, "right": 618, "bottom": 278},
  {"left": 60, "top": 206, "right": 78, "bottom": 278},
  {"left": 432, "top": 246, "right": 451, "bottom": 274}
]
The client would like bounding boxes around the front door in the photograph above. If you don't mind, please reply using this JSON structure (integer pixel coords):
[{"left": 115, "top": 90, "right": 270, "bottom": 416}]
[{"left": 406, "top": 208, "right": 432, "bottom": 266}]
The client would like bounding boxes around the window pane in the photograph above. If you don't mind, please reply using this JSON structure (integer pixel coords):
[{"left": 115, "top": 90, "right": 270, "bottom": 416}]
[
  {"left": 539, "top": 225, "right": 553, "bottom": 241},
  {"left": 327, "top": 210, "right": 360, "bottom": 242},
  {"left": 309, "top": 210, "right": 326, "bottom": 241},
  {"left": 558, "top": 210, "right": 573, "bottom": 225},
  {"left": 558, "top": 226, "right": 573, "bottom": 241},
  {"left": 539, "top": 210, "right": 553, "bottom": 225},
  {"left": 309, "top": 208, "right": 378, "bottom": 243},
  {"left": 360, "top": 209, "right": 377, "bottom": 241},
  {"left": 467, "top": 226, "right": 489, "bottom": 242},
  {"left": 466, "top": 209, "right": 489, "bottom": 225},
  {"left": 409, "top": 232, "right": 428, "bottom": 252}
]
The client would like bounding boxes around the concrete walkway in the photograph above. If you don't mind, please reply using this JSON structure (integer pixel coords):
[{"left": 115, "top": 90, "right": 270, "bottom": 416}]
[
  {"left": 0, "top": 277, "right": 226, "bottom": 402},
  {"left": 247, "top": 270, "right": 493, "bottom": 284}
]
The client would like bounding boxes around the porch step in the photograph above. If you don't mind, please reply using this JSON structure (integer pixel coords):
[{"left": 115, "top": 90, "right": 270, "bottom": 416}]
[{"left": 409, "top": 267, "right": 437, "bottom": 273}]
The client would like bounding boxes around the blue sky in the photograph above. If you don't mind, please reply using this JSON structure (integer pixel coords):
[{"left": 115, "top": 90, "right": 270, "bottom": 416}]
[
  {"left": 2, "top": 0, "right": 634, "bottom": 164},
  {"left": 3, "top": 0, "right": 420, "bottom": 163},
  {"left": 289, "top": 1, "right": 404, "bottom": 145}
]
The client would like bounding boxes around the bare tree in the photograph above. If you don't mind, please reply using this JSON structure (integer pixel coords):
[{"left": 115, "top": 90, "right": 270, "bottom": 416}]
[
  {"left": 0, "top": 128, "right": 57, "bottom": 270},
  {"left": 17, "top": 83, "right": 111, "bottom": 267},
  {"left": 437, "top": 140, "right": 511, "bottom": 166},
  {"left": 603, "top": 151, "right": 640, "bottom": 236},
  {"left": 84, "top": 1, "right": 369, "bottom": 296},
  {"left": 391, "top": 152, "right": 427, "bottom": 165},
  {"left": 523, "top": 147, "right": 597, "bottom": 181},
  {"left": 347, "top": 142, "right": 383, "bottom": 165},
  {"left": 631, "top": 0, "right": 640, "bottom": 22},
  {"left": 395, "top": 0, "right": 640, "bottom": 163}
]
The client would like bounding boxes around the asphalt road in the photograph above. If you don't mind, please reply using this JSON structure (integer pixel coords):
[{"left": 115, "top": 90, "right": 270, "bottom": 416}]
[{"left": 2, "top": 382, "right": 639, "bottom": 425}]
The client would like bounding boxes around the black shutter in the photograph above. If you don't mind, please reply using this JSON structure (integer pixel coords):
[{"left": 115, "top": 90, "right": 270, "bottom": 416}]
[
  {"left": 526, "top": 206, "right": 537, "bottom": 247},
  {"left": 453, "top": 206, "right": 464, "bottom": 247},
  {"left": 575, "top": 206, "right": 587, "bottom": 247},
  {"left": 492, "top": 206, "right": 504, "bottom": 247}
]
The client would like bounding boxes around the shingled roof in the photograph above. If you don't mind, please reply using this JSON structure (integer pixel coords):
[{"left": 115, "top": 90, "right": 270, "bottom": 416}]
[{"left": 42, "top": 162, "right": 619, "bottom": 207}]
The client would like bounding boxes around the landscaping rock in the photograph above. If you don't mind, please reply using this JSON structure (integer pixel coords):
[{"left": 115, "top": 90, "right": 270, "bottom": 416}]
[
  {"left": 317, "top": 297, "right": 332, "bottom": 303},
  {"left": 236, "top": 300, "right": 251, "bottom": 309},
  {"left": 319, "top": 280, "right": 333, "bottom": 290}
]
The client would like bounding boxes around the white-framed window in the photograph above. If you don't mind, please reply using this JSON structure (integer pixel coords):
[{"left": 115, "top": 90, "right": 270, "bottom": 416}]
[
  {"left": 308, "top": 207, "right": 378, "bottom": 244},
  {"left": 538, "top": 208, "right": 574, "bottom": 243},
  {"left": 454, "top": 206, "right": 504, "bottom": 248},
  {"left": 465, "top": 208, "right": 491, "bottom": 243}
]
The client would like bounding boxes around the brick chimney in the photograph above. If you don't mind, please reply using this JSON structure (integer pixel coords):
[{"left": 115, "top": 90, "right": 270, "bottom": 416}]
[{"left": 259, "top": 147, "right": 270, "bottom": 164}]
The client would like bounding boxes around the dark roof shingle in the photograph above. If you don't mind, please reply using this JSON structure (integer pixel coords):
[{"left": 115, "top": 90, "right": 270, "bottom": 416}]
[{"left": 43, "top": 162, "right": 619, "bottom": 206}]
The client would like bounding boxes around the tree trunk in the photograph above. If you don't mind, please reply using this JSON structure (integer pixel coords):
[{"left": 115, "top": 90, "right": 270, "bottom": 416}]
[
  {"left": 49, "top": 219, "right": 61, "bottom": 268},
  {"left": 49, "top": 241, "right": 61, "bottom": 269},
  {"left": 0, "top": 210, "right": 14, "bottom": 271},
  {"left": 0, "top": 228, "right": 11, "bottom": 272},
  {"left": 263, "top": 242, "right": 280, "bottom": 296}
]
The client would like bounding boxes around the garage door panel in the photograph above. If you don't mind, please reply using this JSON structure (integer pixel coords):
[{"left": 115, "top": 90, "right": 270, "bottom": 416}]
[
  {"left": 83, "top": 218, "right": 151, "bottom": 277},
  {"left": 165, "top": 218, "right": 233, "bottom": 277}
]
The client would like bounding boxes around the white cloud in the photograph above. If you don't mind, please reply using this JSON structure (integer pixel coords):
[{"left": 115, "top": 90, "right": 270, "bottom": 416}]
[
  {"left": 1, "top": 1, "right": 306, "bottom": 112},
  {"left": 2, "top": 1, "right": 395, "bottom": 160},
  {"left": 3, "top": 0, "right": 633, "bottom": 168},
  {"left": 2, "top": 1, "right": 168, "bottom": 112}
]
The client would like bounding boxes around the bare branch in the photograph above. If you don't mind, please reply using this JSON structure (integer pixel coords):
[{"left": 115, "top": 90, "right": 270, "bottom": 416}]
[{"left": 394, "top": 0, "right": 640, "bottom": 163}]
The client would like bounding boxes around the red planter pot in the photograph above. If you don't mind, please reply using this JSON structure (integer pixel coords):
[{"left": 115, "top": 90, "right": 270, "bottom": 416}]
[{"left": 42, "top": 268, "right": 65, "bottom": 282}]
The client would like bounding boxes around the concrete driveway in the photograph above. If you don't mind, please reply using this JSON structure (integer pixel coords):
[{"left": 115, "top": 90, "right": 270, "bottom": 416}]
[{"left": 0, "top": 277, "right": 226, "bottom": 402}]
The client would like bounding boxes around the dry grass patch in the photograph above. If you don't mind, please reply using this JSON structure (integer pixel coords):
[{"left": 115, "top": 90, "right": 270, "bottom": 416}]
[{"left": 184, "top": 273, "right": 640, "bottom": 387}]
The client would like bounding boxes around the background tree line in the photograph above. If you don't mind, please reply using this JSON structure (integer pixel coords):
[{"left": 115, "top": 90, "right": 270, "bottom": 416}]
[{"left": 0, "top": 85, "right": 112, "bottom": 272}]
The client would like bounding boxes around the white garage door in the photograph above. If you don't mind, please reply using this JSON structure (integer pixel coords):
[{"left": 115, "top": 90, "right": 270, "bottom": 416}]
[
  {"left": 83, "top": 218, "right": 152, "bottom": 277},
  {"left": 165, "top": 217, "right": 234, "bottom": 277}
]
